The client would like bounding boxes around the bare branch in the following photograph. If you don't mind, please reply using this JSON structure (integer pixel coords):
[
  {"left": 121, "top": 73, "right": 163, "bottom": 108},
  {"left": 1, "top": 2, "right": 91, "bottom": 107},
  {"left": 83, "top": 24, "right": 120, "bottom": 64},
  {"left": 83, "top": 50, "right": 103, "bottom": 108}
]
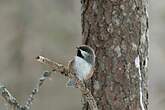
[
  {"left": 0, "top": 71, "right": 52, "bottom": 110},
  {"left": 36, "top": 56, "right": 69, "bottom": 77},
  {"left": 24, "top": 71, "right": 51, "bottom": 110},
  {"left": 0, "top": 84, "right": 24, "bottom": 110},
  {"left": 0, "top": 56, "right": 98, "bottom": 110},
  {"left": 36, "top": 56, "right": 98, "bottom": 110}
]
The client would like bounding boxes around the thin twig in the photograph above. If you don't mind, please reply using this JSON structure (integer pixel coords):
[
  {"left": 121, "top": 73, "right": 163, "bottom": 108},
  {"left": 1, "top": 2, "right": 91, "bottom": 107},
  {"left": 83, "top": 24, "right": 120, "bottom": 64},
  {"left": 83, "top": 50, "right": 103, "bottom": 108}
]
[
  {"left": 0, "top": 83, "right": 23, "bottom": 110},
  {"left": 24, "top": 71, "right": 52, "bottom": 110},
  {"left": 36, "top": 56, "right": 98, "bottom": 110},
  {"left": 35, "top": 56, "right": 69, "bottom": 77},
  {"left": 0, "top": 71, "right": 52, "bottom": 110}
]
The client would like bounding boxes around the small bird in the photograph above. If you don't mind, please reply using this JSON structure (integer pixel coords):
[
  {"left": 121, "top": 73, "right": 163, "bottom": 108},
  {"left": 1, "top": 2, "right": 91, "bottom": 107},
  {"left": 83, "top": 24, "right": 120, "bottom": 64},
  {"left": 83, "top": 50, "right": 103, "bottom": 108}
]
[{"left": 67, "top": 45, "right": 95, "bottom": 87}]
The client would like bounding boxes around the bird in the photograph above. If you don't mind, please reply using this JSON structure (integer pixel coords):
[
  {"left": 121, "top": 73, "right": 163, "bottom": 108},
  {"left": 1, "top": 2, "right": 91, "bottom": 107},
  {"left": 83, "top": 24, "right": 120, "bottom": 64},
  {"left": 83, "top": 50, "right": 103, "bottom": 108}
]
[{"left": 66, "top": 45, "right": 96, "bottom": 87}]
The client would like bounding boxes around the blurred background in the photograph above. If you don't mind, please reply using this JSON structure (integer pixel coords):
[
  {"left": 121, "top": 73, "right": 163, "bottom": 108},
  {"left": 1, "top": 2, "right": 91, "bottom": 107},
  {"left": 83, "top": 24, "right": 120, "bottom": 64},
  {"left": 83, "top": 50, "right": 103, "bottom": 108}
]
[{"left": 0, "top": 0, "right": 163, "bottom": 110}]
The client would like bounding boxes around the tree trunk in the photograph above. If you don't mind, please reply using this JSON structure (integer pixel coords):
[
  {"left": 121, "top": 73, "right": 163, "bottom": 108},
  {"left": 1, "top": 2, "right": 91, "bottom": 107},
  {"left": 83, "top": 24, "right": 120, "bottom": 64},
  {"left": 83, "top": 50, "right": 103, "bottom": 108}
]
[{"left": 81, "top": 0, "right": 148, "bottom": 110}]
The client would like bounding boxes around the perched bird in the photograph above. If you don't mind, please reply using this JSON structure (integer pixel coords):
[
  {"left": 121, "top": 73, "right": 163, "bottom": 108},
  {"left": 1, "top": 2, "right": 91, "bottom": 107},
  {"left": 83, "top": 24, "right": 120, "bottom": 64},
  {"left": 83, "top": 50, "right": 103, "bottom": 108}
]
[{"left": 67, "top": 45, "right": 95, "bottom": 87}]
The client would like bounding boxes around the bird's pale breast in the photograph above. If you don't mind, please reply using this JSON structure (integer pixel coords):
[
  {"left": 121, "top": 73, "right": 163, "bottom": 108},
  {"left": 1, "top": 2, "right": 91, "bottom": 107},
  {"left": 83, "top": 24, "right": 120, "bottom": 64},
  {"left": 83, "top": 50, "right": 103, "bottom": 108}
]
[{"left": 74, "top": 56, "right": 92, "bottom": 81}]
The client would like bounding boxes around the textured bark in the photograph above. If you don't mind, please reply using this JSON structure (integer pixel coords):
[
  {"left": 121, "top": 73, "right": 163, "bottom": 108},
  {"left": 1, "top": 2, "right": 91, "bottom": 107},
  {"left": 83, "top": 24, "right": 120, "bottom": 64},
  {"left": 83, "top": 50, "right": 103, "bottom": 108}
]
[{"left": 81, "top": 0, "right": 148, "bottom": 110}]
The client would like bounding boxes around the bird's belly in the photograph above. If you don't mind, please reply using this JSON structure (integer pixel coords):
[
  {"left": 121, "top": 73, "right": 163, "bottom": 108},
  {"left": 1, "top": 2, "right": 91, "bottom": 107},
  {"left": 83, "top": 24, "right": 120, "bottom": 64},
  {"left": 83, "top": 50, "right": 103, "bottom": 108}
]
[{"left": 74, "top": 56, "right": 92, "bottom": 80}]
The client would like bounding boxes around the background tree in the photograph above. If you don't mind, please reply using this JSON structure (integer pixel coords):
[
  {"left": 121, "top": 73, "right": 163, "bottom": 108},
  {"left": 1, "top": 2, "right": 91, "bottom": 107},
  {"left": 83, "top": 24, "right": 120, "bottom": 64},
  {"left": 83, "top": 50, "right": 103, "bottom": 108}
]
[{"left": 81, "top": 0, "right": 149, "bottom": 110}]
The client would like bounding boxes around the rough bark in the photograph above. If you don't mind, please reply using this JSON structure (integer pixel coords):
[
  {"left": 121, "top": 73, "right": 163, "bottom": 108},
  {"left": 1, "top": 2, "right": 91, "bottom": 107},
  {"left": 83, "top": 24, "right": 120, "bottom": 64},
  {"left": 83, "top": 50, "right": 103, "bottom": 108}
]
[{"left": 81, "top": 0, "right": 148, "bottom": 110}]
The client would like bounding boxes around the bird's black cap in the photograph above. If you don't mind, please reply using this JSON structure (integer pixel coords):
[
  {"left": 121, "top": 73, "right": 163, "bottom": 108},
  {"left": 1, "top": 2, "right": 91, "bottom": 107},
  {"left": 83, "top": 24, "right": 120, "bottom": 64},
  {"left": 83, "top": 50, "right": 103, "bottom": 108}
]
[{"left": 77, "top": 45, "right": 94, "bottom": 55}]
